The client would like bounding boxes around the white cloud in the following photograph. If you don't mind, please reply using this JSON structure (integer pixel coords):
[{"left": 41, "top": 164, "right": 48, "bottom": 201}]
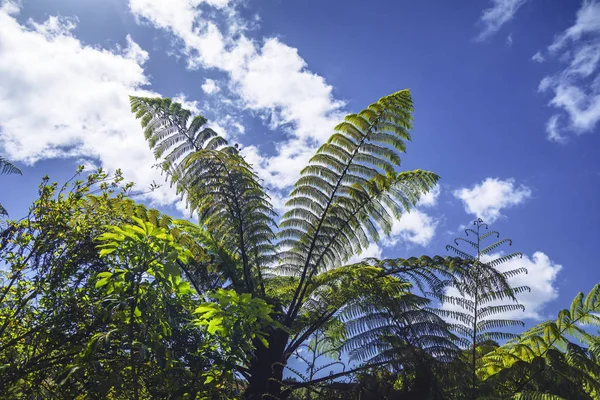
[
  {"left": 384, "top": 209, "right": 438, "bottom": 247},
  {"left": 545, "top": 114, "right": 568, "bottom": 143},
  {"left": 548, "top": 0, "right": 600, "bottom": 53},
  {"left": 532, "top": 51, "right": 545, "bottom": 63},
  {"left": 173, "top": 92, "right": 201, "bottom": 114},
  {"left": 347, "top": 243, "right": 383, "bottom": 265},
  {"left": 506, "top": 33, "right": 513, "bottom": 46},
  {"left": 538, "top": 0, "right": 600, "bottom": 141},
  {"left": 201, "top": 78, "right": 220, "bottom": 94},
  {"left": 416, "top": 185, "right": 441, "bottom": 208},
  {"left": 128, "top": 0, "right": 345, "bottom": 191},
  {"left": 443, "top": 252, "right": 562, "bottom": 321},
  {"left": 476, "top": 0, "right": 528, "bottom": 41},
  {"left": 491, "top": 251, "right": 562, "bottom": 319},
  {"left": 0, "top": 6, "right": 182, "bottom": 206},
  {"left": 453, "top": 178, "right": 532, "bottom": 223}
]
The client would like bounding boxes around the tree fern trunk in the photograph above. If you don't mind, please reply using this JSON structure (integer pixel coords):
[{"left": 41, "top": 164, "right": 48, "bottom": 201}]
[{"left": 244, "top": 330, "right": 289, "bottom": 400}]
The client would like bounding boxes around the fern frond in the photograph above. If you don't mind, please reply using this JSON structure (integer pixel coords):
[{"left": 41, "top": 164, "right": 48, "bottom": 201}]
[
  {"left": 0, "top": 156, "right": 22, "bottom": 176},
  {"left": 280, "top": 90, "right": 439, "bottom": 323},
  {"left": 130, "top": 96, "right": 277, "bottom": 295}
]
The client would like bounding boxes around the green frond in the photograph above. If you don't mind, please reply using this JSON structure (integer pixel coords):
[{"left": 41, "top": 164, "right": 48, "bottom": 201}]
[
  {"left": 479, "top": 230, "right": 500, "bottom": 242},
  {"left": 479, "top": 284, "right": 600, "bottom": 399},
  {"left": 279, "top": 90, "right": 439, "bottom": 323},
  {"left": 130, "top": 96, "right": 276, "bottom": 294},
  {"left": 477, "top": 304, "right": 525, "bottom": 319}
]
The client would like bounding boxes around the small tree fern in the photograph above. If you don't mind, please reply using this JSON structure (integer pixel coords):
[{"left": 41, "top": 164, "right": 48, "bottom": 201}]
[{"left": 438, "top": 218, "right": 530, "bottom": 399}]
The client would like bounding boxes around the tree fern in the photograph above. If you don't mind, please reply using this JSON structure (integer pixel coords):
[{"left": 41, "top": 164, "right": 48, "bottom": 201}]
[
  {"left": 130, "top": 90, "right": 443, "bottom": 399},
  {"left": 438, "top": 218, "right": 530, "bottom": 399}
]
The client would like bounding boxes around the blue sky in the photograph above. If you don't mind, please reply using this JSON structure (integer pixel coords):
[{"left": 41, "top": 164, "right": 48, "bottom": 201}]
[{"left": 1, "top": 0, "right": 600, "bottom": 326}]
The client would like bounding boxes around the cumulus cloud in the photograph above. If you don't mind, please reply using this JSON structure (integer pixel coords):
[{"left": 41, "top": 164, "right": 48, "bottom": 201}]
[
  {"left": 443, "top": 252, "right": 562, "bottom": 320},
  {"left": 128, "top": 0, "right": 345, "bottom": 191},
  {"left": 537, "top": 0, "right": 600, "bottom": 142},
  {"left": 453, "top": 178, "right": 532, "bottom": 223},
  {"left": 347, "top": 243, "right": 383, "bottom": 265},
  {"left": 476, "top": 0, "right": 528, "bottom": 41},
  {"left": 416, "top": 185, "right": 441, "bottom": 208},
  {"left": 0, "top": 5, "right": 181, "bottom": 205},
  {"left": 384, "top": 210, "right": 439, "bottom": 248},
  {"left": 201, "top": 78, "right": 220, "bottom": 94}
]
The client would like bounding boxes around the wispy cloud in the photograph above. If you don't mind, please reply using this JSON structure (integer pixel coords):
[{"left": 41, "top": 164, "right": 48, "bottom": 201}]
[
  {"left": 531, "top": 51, "right": 545, "bottom": 63},
  {"left": 453, "top": 178, "right": 532, "bottom": 223},
  {"left": 476, "top": 0, "right": 528, "bottom": 41},
  {"left": 537, "top": 0, "right": 600, "bottom": 142}
]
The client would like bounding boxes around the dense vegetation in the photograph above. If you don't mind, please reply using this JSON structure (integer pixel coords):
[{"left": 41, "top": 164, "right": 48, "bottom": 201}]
[{"left": 1, "top": 90, "right": 599, "bottom": 399}]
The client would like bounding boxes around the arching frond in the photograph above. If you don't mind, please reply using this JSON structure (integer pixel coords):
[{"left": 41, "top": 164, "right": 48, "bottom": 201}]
[
  {"left": 0, "top": 157, "right": 21, "bottom": 176},
  {"left": 130, "top": 96, "right": 276, "bottom": 294},
  {"left": 280, "top": 90, "right": 439, "bottom": 323}
]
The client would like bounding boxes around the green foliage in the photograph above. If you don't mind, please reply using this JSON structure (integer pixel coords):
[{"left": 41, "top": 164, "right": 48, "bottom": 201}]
[
  {"left": 0, "top": 169, "right": 273, "bottom": 399},
  {"left": 479, "top": 285, "right": 600, "bottom": 399},
  {"left": 0, "top": 167, "right": 137, "bottom": 397},
  {"left": 193, "top": 288, "right": 280, "bottom": 372}
]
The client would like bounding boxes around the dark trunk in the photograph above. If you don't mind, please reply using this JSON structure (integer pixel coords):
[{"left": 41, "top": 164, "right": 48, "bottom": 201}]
[{"left": 244, "top": 329, "right": 289, "bottom": 400}]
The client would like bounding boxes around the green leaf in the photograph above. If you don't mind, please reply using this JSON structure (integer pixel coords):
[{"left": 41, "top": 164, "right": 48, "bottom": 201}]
[
  {"left": 99, "top": 247, "right": 117, "bottom": 257},
  {"left": 207, "top": 316, "right": 224, "bottom": 335},
  {"left": 177, "top": 281, "right": 193, "bottom": 295},
  {"left": 95, "top": 278, "right": 110, "bottom": 289}
]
